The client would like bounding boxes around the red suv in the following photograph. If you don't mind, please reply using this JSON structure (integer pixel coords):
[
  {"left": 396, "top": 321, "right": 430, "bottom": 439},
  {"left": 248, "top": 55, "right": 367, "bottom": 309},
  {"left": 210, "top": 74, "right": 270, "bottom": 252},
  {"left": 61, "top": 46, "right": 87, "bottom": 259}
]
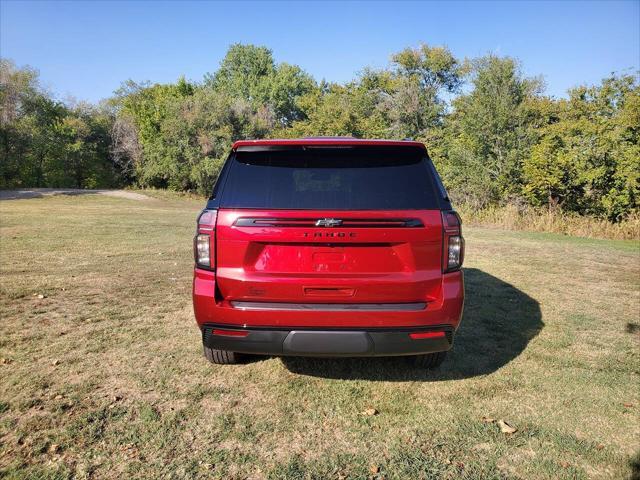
[{"left": 193, "top": 138, "right": 464, "bottom": 368}]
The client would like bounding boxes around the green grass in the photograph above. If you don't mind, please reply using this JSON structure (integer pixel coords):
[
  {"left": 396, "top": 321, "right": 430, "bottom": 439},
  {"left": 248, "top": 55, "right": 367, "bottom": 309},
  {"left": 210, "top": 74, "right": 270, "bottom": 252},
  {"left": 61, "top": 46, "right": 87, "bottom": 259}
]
[{"left": 0, "top": 192, "right": 638, "bottom": 479}]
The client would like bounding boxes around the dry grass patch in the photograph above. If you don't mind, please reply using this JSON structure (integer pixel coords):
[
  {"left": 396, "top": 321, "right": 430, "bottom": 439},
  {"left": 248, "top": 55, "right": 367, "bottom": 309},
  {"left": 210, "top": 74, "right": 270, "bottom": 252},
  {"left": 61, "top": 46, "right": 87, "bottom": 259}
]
[
  {"left": 0, "top": 192, "right": 638, "bottom": 479},
  {"left": 458, "top": 203, "right": 640, "bottom": 240}
]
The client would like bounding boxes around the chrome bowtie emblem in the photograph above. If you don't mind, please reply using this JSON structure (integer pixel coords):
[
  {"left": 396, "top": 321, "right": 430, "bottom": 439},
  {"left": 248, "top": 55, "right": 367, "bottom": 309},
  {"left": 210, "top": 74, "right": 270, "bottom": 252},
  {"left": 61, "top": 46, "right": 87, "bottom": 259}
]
[{"left": 315, "top": 218, "right": 342, "bottom": 227}]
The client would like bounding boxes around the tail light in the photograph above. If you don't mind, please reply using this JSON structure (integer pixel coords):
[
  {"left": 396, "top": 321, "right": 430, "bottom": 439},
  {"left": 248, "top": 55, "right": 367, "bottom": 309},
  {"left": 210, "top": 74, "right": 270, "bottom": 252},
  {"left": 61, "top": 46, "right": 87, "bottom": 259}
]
[
  {"left": 212, "top": 329, "right": 249, "bottom": 337},
  {"left": 194, "top": 210, "right": 217, "bottom": 269},
  {"left": 409, "top": 331, "right": 446, "bottom": 340},
  {"left": 442, "top": 211, "right": 464, "bottom": 272}
]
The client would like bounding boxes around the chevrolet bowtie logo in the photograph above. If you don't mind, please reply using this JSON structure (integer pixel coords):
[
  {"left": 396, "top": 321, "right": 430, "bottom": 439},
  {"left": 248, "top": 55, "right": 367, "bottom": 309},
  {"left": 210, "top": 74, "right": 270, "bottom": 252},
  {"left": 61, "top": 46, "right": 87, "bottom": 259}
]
[{"left": 315, "top": 218, "right": 343, "bottom": 227}]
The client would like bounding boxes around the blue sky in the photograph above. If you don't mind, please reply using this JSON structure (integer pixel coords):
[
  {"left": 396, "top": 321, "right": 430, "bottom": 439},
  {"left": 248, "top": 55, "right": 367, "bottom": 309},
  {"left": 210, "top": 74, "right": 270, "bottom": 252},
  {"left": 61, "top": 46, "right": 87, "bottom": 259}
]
[{"left": 1, "top": 1, "right": 638, "bottom": 103}]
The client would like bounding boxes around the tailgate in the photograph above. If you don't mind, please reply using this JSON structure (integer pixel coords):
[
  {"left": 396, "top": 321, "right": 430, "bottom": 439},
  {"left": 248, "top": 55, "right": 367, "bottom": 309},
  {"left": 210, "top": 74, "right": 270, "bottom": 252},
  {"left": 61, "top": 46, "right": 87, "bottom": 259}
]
[{"left": 215, "top": 209, "right": 443, "bottom": 305}]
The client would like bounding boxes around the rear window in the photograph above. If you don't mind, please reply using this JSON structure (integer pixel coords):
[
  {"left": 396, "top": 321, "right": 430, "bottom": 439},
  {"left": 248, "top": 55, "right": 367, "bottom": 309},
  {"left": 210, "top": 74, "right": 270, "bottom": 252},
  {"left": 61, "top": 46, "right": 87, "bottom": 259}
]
[{"left": 218, "top": 147, "right": 442, "bottom": 210}]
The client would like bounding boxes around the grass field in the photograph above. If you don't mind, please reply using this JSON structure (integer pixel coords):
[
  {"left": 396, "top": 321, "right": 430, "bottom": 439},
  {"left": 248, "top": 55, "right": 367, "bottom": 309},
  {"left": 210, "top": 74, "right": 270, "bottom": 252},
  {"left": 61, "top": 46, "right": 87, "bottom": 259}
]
[{"left": 0, "top": 191, "right": 638, "bottom": 480}]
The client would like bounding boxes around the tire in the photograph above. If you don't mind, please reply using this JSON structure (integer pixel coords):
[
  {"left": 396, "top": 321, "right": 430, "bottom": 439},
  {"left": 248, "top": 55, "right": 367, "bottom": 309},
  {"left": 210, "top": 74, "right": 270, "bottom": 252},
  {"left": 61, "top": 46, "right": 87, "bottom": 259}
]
[
  {"left": 203, "top": 345, "right": 241, "bottom": 365},
  {"left": 414, "top": 351, "right": 447, "bottom": 369}
]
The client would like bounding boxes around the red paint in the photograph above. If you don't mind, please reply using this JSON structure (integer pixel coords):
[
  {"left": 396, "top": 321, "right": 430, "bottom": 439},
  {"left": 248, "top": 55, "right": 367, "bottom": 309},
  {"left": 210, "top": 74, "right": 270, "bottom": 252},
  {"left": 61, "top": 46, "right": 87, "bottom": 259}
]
[
  {"left": 214, "top": 209, "right": 444, "bottom": 304},
  {"left": 192, "top": 139, "right": 465, "bottom": 354},
  {"left": 194, "top": 267, "right": 463, "bottom": 329}
]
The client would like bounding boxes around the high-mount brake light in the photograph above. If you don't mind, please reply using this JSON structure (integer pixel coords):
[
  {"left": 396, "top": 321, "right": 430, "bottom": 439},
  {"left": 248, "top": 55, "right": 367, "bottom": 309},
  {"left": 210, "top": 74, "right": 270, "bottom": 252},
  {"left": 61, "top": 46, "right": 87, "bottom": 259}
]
[
  {"left": 194, "top": 210, "right": 217, "bottom": 269},
  {"left": 442, "top": 211, "right": 464, "bottom": 272}
]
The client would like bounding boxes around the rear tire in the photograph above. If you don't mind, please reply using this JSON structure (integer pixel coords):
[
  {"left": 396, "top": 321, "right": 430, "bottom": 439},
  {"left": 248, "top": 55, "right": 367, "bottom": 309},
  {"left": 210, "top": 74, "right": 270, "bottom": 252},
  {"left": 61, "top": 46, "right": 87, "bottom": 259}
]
[
  {"left": 414, "top": 351, "right": 447, "bottom": 369},
  {"left": 203, "top": 346, "right": 241, "bottom": 365}
]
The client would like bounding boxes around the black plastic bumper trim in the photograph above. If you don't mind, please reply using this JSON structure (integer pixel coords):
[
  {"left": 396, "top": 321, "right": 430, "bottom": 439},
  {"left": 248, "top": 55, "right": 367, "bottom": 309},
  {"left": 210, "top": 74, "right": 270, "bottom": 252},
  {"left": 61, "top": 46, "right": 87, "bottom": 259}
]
[{"left": 202, "top": 324, "right": 454, "bottom": 357}]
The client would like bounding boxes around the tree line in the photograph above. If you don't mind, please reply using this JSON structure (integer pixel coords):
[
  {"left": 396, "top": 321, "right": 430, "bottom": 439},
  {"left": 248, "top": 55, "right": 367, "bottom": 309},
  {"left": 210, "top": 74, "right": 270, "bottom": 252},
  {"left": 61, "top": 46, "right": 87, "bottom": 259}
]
[{"left": 1, "top": 44, "right": 638, "bottom": 221}]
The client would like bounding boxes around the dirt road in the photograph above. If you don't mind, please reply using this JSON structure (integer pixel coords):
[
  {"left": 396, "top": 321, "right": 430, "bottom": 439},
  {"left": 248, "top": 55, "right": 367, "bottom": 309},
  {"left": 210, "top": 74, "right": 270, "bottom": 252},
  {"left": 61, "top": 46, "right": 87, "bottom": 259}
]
[{"left": 0, "top": 188, "right": 151, "bottom": 201}]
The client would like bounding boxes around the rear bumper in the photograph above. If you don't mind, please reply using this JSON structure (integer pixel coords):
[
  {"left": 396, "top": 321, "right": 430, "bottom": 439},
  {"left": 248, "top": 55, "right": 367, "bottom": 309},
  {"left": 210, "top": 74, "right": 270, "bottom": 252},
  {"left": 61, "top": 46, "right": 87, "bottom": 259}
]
[
  {"left": 193, "top": 269, "right": 464, "bottom": 330},
  {"left": 202, "top": 324, "right": 454, "bottom": 357}
]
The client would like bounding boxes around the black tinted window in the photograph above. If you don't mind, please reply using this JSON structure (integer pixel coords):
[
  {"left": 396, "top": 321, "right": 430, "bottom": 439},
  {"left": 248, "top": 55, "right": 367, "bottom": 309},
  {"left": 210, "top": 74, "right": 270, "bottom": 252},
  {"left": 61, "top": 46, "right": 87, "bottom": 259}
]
[{"left": 219, "top": 147, "right": 441, "bottom": 210}]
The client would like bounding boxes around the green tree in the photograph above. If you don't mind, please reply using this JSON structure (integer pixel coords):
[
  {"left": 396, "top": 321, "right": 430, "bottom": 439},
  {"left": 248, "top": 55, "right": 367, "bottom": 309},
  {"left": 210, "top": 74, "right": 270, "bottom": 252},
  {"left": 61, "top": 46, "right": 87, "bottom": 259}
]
[
  {"left": 1, "top": 60, "right": 117, "bottom": 189},
  {"left": 288, "top": 44, "right": 467, "bottom": 140},
  {"left": 523, "top": 74, "right": 639, "bottom": 219},
  {"left": 206, "top": 44, "right": 315, "bottom": 127},
  {"left": 437, "top": 55, "right": 543, "bottom": 206},
  {"left": 388, "top": 44, "right": 467, "bottom": 138},
  {"left": 285, "top": 73, "right": 394, "bottom": 139},
  {"left": 1, "top": 59, "right": 45, "bottom": 186},
  {"left": 391, "top": 44, "right": 466, "bottom": 93},
  {"left": 5, "top": 44, "right": 636, "bottom": 222},
  {"left": 114, "top": 78, "right": 196, "bottom": 189}
]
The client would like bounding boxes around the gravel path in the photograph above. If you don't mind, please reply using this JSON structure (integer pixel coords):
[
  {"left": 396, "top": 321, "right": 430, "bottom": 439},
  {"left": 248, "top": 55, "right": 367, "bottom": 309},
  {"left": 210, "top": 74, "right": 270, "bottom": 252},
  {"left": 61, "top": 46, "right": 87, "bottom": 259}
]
[{"left": 0, "top": 189, "right": 152, "bottom": 201}]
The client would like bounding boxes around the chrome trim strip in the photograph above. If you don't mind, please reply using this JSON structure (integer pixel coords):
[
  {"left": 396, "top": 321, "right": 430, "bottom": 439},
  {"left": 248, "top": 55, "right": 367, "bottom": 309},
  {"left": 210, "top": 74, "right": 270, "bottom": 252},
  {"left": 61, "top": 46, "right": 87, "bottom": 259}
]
[
  {"left": 233, "top": 217, "right": 424, "bottom": 228},
  {"left": 230, "top": 301, "right": 427, "bottom": 312}
]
